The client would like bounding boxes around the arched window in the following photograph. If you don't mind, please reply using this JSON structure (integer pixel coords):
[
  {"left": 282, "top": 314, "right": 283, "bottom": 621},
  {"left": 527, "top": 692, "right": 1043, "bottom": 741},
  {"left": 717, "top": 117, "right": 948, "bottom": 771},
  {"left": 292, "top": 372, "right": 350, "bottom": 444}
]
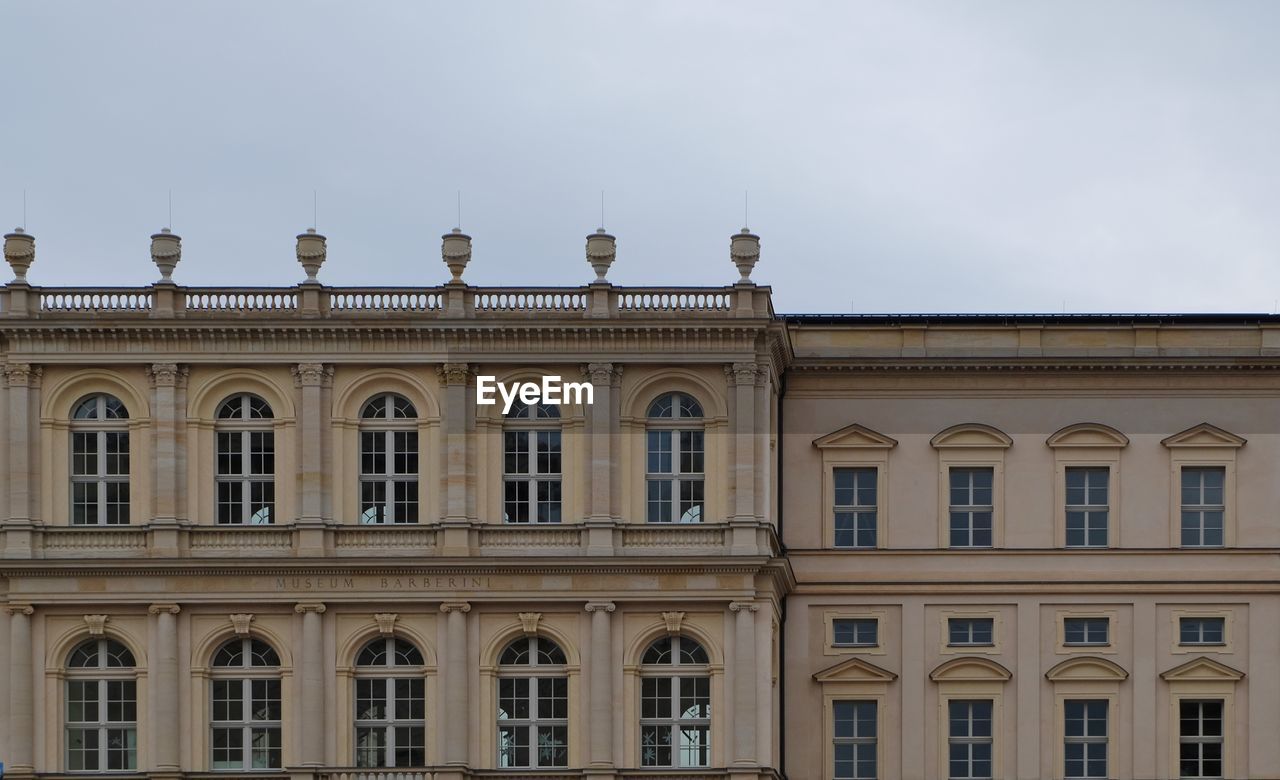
[
  {"left": 359, "top": 394, "right": 419, "bottom": 524},
  {"left": 354, "top": 637, "right": 426, "bottom": 767},
  {"left": 66, "top": 638, "right": 137, "bottom": 771},
  {"left": 497, "top": 636, "right": 568, "bottom": 768},
  {"left": 645, "top": 392, "right": 704, "bottom": 523},
  {"left": 215, "top": 394, "right": 275, "bottom": 524},
  {"left": 503, "top": 400, "right": 562, "bottom": 523},
  {"left": 70, "top": 394, "right": 130, "bottom": 525},
  {"left": 640, "top": 635, "right": 711, "bottom": 768},
  {"left": 210, "top": 637, "right": 282, "bottom": 770}
]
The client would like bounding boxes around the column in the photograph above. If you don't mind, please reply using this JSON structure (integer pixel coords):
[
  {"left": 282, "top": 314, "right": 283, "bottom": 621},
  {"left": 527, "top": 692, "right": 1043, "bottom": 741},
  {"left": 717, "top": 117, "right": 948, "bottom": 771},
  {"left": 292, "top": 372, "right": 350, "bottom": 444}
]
[
  {"left": 585, "top": 601, "right": 616, "bottom": 767},
  {"left": 438, "top": 365, "right": 470, "bottom": 554},
  {"left": 441, "top": 601, "right": 471, "bottom": 766},
  {"left": 147, "top": 364, "right": 187, "bottom": 523},
  {"left": 293, "top": 364, "right": 329, "bottom": 555},
  {"left": 6, "top": 603, "right": 34, "bottom": 773},
  {"left": 149, "top": 603, "right": 181, "bottom": 774},
  {"left": 729, "top": 601, "right": 758, "bottom": 766},
  {"left": 5, "top": 364, "right": 36, "bottom": 523},
  {"left": 585, "top": 364, "right": 617, "bottom": 555},
  {"left": 728, "top": 363, "right": 758, "bottom": 553},
  {"left": 295, "top": 602, "right": 326, "bottom": 767}
]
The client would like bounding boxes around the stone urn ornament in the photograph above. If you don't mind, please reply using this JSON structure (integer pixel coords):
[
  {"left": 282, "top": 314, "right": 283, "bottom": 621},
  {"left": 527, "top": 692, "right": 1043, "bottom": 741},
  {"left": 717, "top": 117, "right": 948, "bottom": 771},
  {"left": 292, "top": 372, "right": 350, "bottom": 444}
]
[
  {"left": 730, "top": 228, "right": 760, "bottom": 282},
  {"left": 3, "top": 227, "right": 35, "bottom": 283},
  {"left": 150, "top": 228, "right": 182, "bottom": 282},
  {"left": 586, "top": 228, "right": 616, "bottom": 282},
  {"left": 442, "top": 228, "right": 472, "bottom": 282},
  {"left": 296, "top": 228, "right": 327, "bottom": 283}
]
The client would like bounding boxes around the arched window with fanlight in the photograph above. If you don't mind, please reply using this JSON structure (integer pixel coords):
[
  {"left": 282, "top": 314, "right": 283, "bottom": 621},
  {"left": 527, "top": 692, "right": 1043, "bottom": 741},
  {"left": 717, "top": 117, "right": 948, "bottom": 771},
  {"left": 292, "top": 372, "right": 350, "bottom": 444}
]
[
  {"left": 354, "top": 637, "right": 426, "bottom": 767},
  {"left": 640, "top": 635, "right": 711, "bottom": 768},
  {"left": 70, "top": 394, "right": 130, "bottom": 525},
  {"left": 496, "top": 636, "right": 568, "bottom": 768},
  {"left": 214, "top": 394, "right": 274, "bottom": 524},
  {"left": 210, "top": 637, "right": 282, "bottom": 770},
  {"left": 65, "top": 638, "right": 137, "bottom": 771},
  {"left": 503, "top": 400, "right": 562, "bottom": 523},
  {"left": 359, "top": 393, "right": 419, "bottom": 524},
  {"left": 645, "top": 392, "right": 704, "bottom": 523}
]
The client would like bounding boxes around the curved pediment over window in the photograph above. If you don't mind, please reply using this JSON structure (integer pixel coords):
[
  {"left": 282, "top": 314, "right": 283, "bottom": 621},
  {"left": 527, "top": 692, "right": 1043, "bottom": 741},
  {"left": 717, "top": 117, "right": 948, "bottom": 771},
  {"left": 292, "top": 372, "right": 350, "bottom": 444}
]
[
  {"left": 930, "top": 423, "right": 1012, "bottom": 450},
  {"left": 1160, "top": 656, "right": 1245, "bottom": 682},
  {"left": 1046, "top": 423, "right": 1129, "bottom": 449},
  {"left": 929, "top": 656, "right": 1012, "bottom": 682},
  {"left": 1161, "top": 423, "right": 1246, "bottom": 449},
  {"left": 1045, "top": 656, "right": 1129, "bottom": 682},
  {"left": 812, "top": 423, "right": 898, "bottom": 450},
  {"left": 813, "top": 656, "right": 899, "bottom": 683}
]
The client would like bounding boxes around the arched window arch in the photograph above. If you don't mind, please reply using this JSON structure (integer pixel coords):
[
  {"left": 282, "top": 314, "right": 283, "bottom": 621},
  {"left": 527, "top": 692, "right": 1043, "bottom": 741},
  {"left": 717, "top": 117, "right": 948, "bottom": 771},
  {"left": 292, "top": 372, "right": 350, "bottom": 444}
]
[
  {"left": 645, "top": 392, "right": 705, "bottom": 523},
  {"left": 359, "top": 394, "right": 420, "bottom": 524},
  {"left": 503, "top": 400, "right": 562, "bottom": 523},
  {"left": 65, "top": 637, "right": 137, "bottom": 771},
  {"left": 354, "top": 637, "right": 426, "bottom": 767},
  {"left": 210, "top": 637, "right": 282, "bottom": 770},
  {"left": 70, "top": 394, "right": 130, "bottom": 525},
  {"left": 497, "top": 635, "right": 568, "bottom": 768},
  {"left": 214, "top": 394, "right": 275, "bottom": 524},
  {"left": 640, "top": 635, "right": 710, "bottom": 768}
]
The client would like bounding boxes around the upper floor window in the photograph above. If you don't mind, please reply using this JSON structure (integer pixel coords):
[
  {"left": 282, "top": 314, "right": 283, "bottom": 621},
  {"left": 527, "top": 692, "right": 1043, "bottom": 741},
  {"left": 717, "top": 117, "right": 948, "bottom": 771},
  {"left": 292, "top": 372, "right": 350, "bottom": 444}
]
[
  {"left": 503, "top": 400, "right": 562, "bottom": 523},
  {"left": 70, "top": 394, "right": 130, "bottom": 526},
  {"left": 1181, "top": 467, "right": 1225, "bottom": 548},
  {"left": 215, "top": 394, "right": 274, "bottom": 525},
  {"left": 640, "top": 635, "right": 711, "bottom": 768},
  {"left": 66, "top": 638, "right": 137, "bottom": 772},
  {"left": 646, "top": 393, "right": 704, "bottom": 523},
  {"left": 833, "top": 700, "right": 877, "bottom": 780},
  {"left": 354, "top": 637, "right": 426, "bottom": 767},
  {"left": 359, "top": 394, "right": 419, "bottom": 524},
  {"left": 949, "top": 467, "right": 993, "bottom": 548},
  {"left": 1065, "top": 467, "right": 1109, "bottom": 548},
  {"left": 948, "top": 618, "right": 994, "bottom": 647},
  {"left": 211, "top": 637, "right": 282, "bottom": 770},
  {"left": 1179, "top": 617, "right": 1226, "bottom": 647},
  {"left": 834, "top": 467, "right": 877, "bottom": 548},
  {"left": 497, "top": 636, "right": 568, "bottom": 769},
  {"left": 833, "top": 618, "right": 878, "bottom": 648},
  {"left": 1063, "top": 618, "right": 1109, "bottom": 647}
]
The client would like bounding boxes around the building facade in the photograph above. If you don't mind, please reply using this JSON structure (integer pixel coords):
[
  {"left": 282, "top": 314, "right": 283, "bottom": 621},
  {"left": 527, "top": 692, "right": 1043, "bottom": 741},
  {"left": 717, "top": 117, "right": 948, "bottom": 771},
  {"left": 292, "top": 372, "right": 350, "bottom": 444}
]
[{"left": 0, "top": 225, "right": 1277, "bottom": 780}]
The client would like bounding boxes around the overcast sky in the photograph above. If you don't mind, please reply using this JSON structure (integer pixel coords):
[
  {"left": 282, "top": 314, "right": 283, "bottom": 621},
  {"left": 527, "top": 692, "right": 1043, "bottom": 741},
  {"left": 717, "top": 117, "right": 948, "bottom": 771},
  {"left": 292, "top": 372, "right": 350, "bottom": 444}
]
[{"left": 2, "top": 1, "right": 1278, "bottom": 313}]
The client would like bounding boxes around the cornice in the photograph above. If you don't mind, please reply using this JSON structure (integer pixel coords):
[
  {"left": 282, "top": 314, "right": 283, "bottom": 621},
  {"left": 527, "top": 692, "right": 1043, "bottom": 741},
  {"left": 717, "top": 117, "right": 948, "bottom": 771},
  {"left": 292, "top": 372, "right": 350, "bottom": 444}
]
[{"left": 789, "top": 358, "right": 1280, "bottom": 373}]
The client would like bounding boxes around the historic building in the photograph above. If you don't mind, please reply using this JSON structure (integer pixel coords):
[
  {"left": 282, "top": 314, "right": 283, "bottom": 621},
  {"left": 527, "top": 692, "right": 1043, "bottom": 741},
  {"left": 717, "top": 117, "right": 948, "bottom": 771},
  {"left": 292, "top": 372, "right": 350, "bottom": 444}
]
[{"left": 1, "top": 223, "right": 1278, "bottom": 780}]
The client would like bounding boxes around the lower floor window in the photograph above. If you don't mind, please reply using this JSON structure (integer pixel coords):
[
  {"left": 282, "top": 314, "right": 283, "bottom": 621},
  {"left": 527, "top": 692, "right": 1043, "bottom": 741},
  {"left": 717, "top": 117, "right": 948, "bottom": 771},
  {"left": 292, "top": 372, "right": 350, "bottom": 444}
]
[
  {"left": 948, "top": 699, "right": 993, "bottom": 780},
  {"left": 1179, "top": 699, "right": 1224, "bottom": 779},
  {"left": 211, "top": 678, "right": 282, "bottom": 769},
  {"left": 66, "top": 679, "right": 137, "bottom": 770},
  {"left": 640, "top": 676, "right": 710, "bottom": 767},
  {"left": 833, "top": 700, "right": 877, "bottom": 779},
  {"left": 1064, "top": 699, "right": 1107, "bottom": 779},
  {"left": 354, "top": 677, "right": 425, "bottom": 767},
  {"left": 497, "top": 676, "right": 568, "bottom": 767}
]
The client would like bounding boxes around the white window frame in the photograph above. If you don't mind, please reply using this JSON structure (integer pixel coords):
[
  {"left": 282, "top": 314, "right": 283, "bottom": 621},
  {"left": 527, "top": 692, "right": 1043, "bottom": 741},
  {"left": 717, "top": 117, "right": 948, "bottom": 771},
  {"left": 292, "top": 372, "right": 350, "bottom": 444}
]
[
  {"left": 210, "top": 637, "right": 282, "bottom": 771},
  {"left": 214, "top": 394, "right": 275, "bottom": 525},
  {"left": 645, "top": 393, "right": 705, "bottom": 524},
  {"left": 353, "top": 637, "right": 426, "bottom": 768},
  {"left": 947, "top": 699, "right": 994, "bottom": 780},
  {"left": 358, "top": 393, "right": 420, "bottom": 524},
  {"left": 69, "top": 394, "right": 131, "bottom": 526},
  {"left": 1064, "top": 466, "right": 1109, "bottom": 549},
  {"left": 1180, "top": 466, "right": 1226, "bottom": 549},
  {"left": 496, "top": 636, "right": 569, "bottom": 769},
  {"left": 1178, "top": 699, "right": 1225, "bottom": 779},
  {"left": 948, "top": 467, "right": 994, "bottom": 549},
  {"left": 65, "top": 638, "right": 137, "bottom": 773},
  {"left": 833, "top": 699, "right": 878, "bottom": 780},
  {"left": 1062, "top": 698, "right": 1107, "bottom": 779},
  {"left": 639, "top": 635, "right": 712, "bottom": 769},
  {"left": 502, "top": 401, "right": 563, "bottom": 524},
  {"left": 833, "top": 466, "right": 878, "bottom": 549}
]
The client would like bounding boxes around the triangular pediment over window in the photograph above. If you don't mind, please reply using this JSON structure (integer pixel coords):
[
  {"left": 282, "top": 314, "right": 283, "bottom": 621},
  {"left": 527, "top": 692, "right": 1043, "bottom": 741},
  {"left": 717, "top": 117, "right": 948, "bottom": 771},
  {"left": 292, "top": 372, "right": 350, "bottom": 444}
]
[
  {"left": 929, "top": 656, "right": 1012, "bottom": 682},
  {"left": 930, "top": 423, "right": 1012, "bottom": 449},
  {"left": 1046, "top": 423, "right": 1129, "bottom": 449},
  {"left": 1045, "top": 656, "right": 1129, "bottom": 682},
  {"left": 813, "top": 656, "right": 898, "bottom": 683},
  {"left": 813, "top": 423, "right": 898, "bottom": 450},
  {"left": 1160, "top": 656, "right": 1245, "bottom": 682},
  {"left": 1161, "top": 423, "right": 1246, "bottom": 449}
]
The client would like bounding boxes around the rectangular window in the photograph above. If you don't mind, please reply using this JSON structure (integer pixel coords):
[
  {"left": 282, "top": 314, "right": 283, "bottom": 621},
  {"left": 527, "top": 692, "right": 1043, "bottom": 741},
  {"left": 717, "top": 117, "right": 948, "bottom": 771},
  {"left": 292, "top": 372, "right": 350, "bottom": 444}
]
[
  {"left": 949, "top": 468, "right": 993, "bottom": 548},
  {"left": 948, "top": 618, "right": 994, "bottom": 647},
  {"left": 948, "top": 700, "right": 993, "bottom": 780},
  {"left": 1064, "top": 699, "right": 1107, "bottom": 779},
  {"left": 1179, "top": 617, "right": 1226, "bottom": 646},
  {"left": 1179, "top": 699, "right": 1223, "bottom": 779},
  {"left": 833, "top": 700, "right": 877, "bottom": 780},
  {"left": 834, "top": 467, "right": 878, "bottom": 548},
  {"left": 1181, "top": 467, "right": 1225, "bottom": 547},
  {"left": 833, "top": 618, "right": 879, "bottom": 648},
  {"left": 645, "top": 428, "right": 705, "bottom": 523},
  {"left": 1065, "top": 467, "right": 1109, "bottom": 548},
  {"left": 1063, "top": 617, "right": 1109, "bottom": 647},
  {"left": 504, "top": 429, "right": 563, "bottom": 524}
]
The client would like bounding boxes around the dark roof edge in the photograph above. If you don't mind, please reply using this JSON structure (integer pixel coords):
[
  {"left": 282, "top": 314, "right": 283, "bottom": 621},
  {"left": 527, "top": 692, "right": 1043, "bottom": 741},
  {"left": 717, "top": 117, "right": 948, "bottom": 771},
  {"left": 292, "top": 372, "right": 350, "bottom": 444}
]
[{"left": 782, "top": 313, "right": 1280, "bottom": 326}]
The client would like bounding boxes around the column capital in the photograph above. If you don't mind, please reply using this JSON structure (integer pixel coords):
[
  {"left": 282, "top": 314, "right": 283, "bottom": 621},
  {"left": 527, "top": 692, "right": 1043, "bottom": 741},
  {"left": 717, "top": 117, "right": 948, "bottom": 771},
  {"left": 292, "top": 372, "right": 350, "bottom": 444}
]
[
  {"left": 440, "top": 601, "right": 472, "bottom": 614},
  {"left": 726, "top": 361, "right": 761, "bottom": 386},
  {"left": 729, "top": 600, "right": 759, "bottom": 613},
  {"left": 148, "top": 603, "right": 182, "bottom": 615},
  {"left": 147, "top": 362, "right": 189, "bottom": 388},
  {"left": 582, "top": 362, "right": 621, "bottom": 385},
  {"left": 294, "top": 602, "right": 327, "bottom": 614},
  {"left": 436, "top": 363, "right": 471, "bottom": 386},
  {"left": 291, "top": 362, "right": 332, "bottom": 388},
  {"left": 3, "top": 362, "right": 40, "bottom": 387},
  {"left": 585, "top": 601, "right": 616, "bottom": 613},
  {"left": 4, "top": 602, "right": 34, "bottom": 616}
]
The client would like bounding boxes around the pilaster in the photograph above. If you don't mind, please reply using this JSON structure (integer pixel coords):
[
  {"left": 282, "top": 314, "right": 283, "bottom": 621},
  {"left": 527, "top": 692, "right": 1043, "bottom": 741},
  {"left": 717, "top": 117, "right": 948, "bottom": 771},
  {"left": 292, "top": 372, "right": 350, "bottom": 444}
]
[
  {"left": 149, "top": 603, "right": 182, "bottom": 774},
  {"left": 729, "top": 600, "right": 759, "bottom": 767},
  {"left": 294, "top": 602, "right": 327, "bottom": 767},
  {"left": 292, "top": 363, "right": 331, "bottom": 556},
  {"left": 585, "top": 601, "right": 617, "bottom": 768},
  {"left": 440, "top": 601, "right": 471, "bottom": 766},
  {"left": 438, "top": 364, "right": 471, "bottom": 555},
  {"left": 6, "top": 603, "right": 34, "bottom": 775}
]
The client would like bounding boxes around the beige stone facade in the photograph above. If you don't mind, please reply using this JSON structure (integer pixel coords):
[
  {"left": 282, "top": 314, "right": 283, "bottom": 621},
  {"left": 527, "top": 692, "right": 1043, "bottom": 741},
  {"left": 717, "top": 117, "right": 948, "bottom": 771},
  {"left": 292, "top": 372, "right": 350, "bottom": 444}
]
[{"left": 1, "top": 226, "right": 1277, "bottom": 779}]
